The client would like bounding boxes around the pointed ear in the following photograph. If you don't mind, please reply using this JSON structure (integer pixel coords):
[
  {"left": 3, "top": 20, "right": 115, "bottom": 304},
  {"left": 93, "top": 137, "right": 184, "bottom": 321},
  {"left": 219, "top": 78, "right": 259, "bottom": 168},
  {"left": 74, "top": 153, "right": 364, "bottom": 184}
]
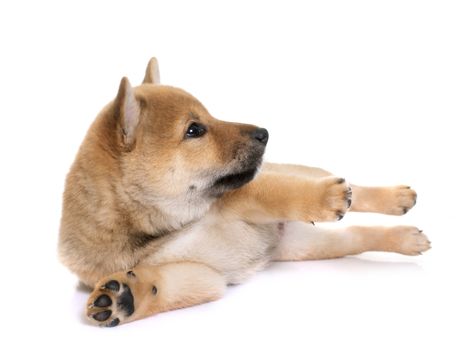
[
  {"left": 115, "top": 77, "right": 140, "bottom": 147},
  {"left": 142, "top": 57, "right": 160, "bottom": 84}
]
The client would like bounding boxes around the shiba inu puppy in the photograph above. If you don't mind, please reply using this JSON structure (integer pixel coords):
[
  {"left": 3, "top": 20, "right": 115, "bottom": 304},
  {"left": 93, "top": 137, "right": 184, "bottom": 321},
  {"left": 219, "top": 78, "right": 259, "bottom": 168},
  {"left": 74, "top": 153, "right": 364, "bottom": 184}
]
[{"left": 59, "top": 58, "right": 430, "bottom": 327}]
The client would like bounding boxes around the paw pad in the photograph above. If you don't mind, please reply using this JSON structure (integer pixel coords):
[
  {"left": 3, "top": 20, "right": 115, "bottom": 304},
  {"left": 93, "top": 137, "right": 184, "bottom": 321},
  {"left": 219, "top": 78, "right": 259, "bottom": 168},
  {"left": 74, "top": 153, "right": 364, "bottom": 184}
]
[
  {"left": 94, "top": 294, "right": 112, "bottom": 307},
  {"left": 93, "top": 310, "right": 112, "bottom": 322},
  {"left": 87, "top": 277, "right": 136, "bottom": 327},
  {"left": 104, "top": 280, "right": 120, "bottom": 291}
]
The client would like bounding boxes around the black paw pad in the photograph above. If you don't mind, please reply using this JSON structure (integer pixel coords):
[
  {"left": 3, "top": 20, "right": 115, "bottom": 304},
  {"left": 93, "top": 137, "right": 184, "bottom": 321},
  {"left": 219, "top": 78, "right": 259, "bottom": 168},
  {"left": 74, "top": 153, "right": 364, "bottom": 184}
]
[
  {"left": 94, "top": 294, "right": 112, "bottom": 307},
  {"left": 347, "top": 198, "right": 352, "bottom": 207},
  {"left": 337, "top": 211, "right": 344, "bottom": 220},
  {"left": 117, "top": 284, "right": 134, "bottom": 316},
  {"left": 106, "top": 318, "right": 120, "bottom": 327},
  {"left": 152, "top": 286, "right": 158, "bottom": 295},
  {"left": 104, "top": 280, "right": 120, "bottom": 292},
  {"left": 336, "top": 178, "right": 345, "bottom": 184},
  {"left": 93, "top": 310, "right": 112, "bottom": 322},
  {"left": 402, "top": 207, "right": 409, "bottom": 214}
]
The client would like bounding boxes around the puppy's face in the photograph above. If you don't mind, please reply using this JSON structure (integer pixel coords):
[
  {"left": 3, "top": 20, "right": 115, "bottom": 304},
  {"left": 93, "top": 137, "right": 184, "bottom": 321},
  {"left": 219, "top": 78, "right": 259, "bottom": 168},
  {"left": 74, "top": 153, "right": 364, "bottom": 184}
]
[
  {"left": 109, "top": 65, "right": 268, "bottom": 221},
  {"left": 126, "top": 85, "right": 268, "bottom": 199}
]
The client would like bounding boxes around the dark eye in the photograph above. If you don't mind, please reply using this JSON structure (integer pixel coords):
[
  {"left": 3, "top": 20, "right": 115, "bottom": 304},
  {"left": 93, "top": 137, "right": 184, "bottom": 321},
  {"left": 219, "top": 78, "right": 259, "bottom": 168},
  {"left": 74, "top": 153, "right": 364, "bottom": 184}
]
[{"left": 185, "top": 122, "right": 207, "bottom": 138}]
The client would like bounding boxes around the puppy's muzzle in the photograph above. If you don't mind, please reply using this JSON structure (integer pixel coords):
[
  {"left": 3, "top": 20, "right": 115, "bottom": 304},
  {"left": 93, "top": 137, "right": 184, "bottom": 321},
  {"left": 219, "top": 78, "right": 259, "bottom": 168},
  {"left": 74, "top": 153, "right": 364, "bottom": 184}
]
[{"left": 250, "top": 128, "right": 269, "bottom": 146}]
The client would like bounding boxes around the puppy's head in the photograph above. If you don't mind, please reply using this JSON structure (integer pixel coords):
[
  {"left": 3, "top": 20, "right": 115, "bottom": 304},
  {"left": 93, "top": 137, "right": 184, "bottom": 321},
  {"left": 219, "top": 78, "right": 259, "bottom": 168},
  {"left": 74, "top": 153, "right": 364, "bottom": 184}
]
[{"left": 108, "top": 58, "right": 267, "bottom": 210}]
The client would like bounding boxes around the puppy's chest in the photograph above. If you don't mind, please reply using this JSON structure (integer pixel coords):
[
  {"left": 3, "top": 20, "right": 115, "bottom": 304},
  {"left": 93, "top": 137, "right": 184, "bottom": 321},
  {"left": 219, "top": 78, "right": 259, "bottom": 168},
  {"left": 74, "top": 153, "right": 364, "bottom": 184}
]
[{"left": 144, "top": 215, "right": 280, "bottom": 284}]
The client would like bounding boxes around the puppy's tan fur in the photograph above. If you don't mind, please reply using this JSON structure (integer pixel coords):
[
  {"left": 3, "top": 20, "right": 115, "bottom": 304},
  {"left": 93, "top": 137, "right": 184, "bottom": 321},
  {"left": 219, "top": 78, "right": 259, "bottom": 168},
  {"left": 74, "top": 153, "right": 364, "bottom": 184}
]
[{"left": 59, "top": 58, "right": 430, "bottom": 327}]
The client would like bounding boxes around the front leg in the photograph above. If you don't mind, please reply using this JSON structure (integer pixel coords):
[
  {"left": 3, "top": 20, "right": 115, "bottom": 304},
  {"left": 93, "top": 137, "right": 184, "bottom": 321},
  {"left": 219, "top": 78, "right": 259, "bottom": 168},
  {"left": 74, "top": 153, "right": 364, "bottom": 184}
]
[
  {"left": 350, "top": 185, "right": 417, "bottom": 215},
  {"left": 259, "top": 163, "right": 418, "bottom": 216},
  {"left": 86, "top": 262, "right": 226, "bottom": 327},
  {"left": 220, "top": 173, "right": 352, "bottom": 223}
]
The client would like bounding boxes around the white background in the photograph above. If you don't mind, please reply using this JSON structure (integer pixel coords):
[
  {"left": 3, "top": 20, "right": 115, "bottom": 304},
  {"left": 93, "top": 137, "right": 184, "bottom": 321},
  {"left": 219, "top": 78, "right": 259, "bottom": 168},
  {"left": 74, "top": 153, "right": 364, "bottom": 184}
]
[{"left": 1, "top": 1, "right": 475, "bottom": 349}]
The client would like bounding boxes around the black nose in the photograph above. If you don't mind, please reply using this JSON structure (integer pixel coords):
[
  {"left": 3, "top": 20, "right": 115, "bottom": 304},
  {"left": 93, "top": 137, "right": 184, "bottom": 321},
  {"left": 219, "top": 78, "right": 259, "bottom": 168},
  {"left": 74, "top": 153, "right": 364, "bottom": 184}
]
[{"left": 250, "top": 128, "right": 269, "bottom": 145}]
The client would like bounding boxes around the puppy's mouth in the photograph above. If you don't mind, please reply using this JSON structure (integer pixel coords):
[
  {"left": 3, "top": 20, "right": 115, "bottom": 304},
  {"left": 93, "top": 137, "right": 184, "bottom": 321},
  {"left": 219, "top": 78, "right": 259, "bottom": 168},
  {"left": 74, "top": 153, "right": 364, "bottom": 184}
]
[
  {"left": 213, "top": 167, "right": 258, "bottom": 190},
  {"left": 207, "top": 141, "right": 266, "bottom": 196}
]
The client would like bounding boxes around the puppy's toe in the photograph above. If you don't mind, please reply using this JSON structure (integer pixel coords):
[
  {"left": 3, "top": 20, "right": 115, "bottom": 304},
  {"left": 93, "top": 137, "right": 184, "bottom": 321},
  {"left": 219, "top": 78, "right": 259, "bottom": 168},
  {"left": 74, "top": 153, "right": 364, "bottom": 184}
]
[
  {"left": 393, "top": 186, "right": 417, "bottom": 215},
  {"left": 392, "top": 227, "right": 431, "bottom": 256},
  {"left": 317, "top": 177, "right": 352, "bottom": 222}
]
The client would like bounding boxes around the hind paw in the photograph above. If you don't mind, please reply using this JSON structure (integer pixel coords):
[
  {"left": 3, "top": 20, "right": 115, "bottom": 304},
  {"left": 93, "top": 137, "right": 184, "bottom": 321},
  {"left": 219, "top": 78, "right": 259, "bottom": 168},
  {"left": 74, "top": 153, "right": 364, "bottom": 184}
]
[{"left": 86, "top": 270, "right": 152, "bottom": 327}]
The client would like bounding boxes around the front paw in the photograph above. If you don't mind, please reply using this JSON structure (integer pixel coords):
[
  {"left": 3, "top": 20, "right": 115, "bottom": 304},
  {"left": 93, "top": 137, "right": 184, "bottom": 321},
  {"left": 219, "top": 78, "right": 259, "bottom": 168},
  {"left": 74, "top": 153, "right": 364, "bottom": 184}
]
[
  {"left": 383, "top": 185, "right": 417, "bottom": 215},
  {"left": 314, "top": 177, "right": 352, "bottom": 222}
]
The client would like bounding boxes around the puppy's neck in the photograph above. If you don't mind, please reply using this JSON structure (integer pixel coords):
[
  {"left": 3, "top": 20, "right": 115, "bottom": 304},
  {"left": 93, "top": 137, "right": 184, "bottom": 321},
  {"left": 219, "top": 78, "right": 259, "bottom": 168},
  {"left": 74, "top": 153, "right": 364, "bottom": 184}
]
[{"left": 116, "top": 181, "right": 214, "bottom": 234}]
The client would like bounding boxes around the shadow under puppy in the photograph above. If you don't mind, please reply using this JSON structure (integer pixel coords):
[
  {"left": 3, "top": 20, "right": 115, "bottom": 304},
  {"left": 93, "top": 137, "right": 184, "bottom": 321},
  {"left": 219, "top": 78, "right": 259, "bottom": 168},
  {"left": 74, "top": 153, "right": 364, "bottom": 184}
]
[{"left": 59, "top": 58, "right": 430, "bottom": 327}]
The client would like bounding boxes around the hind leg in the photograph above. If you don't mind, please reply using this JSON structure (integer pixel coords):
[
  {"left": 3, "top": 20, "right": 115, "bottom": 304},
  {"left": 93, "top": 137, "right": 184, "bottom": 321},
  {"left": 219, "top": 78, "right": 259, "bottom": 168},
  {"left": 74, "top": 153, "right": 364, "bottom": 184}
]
[
  {"left": 86, "top": 262, "right": 226, "bottom": 327},
  {"left": 273, "top": 222, "right": 431, "bottom": 261}
]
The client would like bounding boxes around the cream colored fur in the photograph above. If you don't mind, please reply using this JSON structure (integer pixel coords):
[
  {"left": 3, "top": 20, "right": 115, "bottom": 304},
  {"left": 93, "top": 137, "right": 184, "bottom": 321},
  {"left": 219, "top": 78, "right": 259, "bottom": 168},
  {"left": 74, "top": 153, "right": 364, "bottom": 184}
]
[{"left": 59, "top": 58, "right": 430, "bottom": 327}]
